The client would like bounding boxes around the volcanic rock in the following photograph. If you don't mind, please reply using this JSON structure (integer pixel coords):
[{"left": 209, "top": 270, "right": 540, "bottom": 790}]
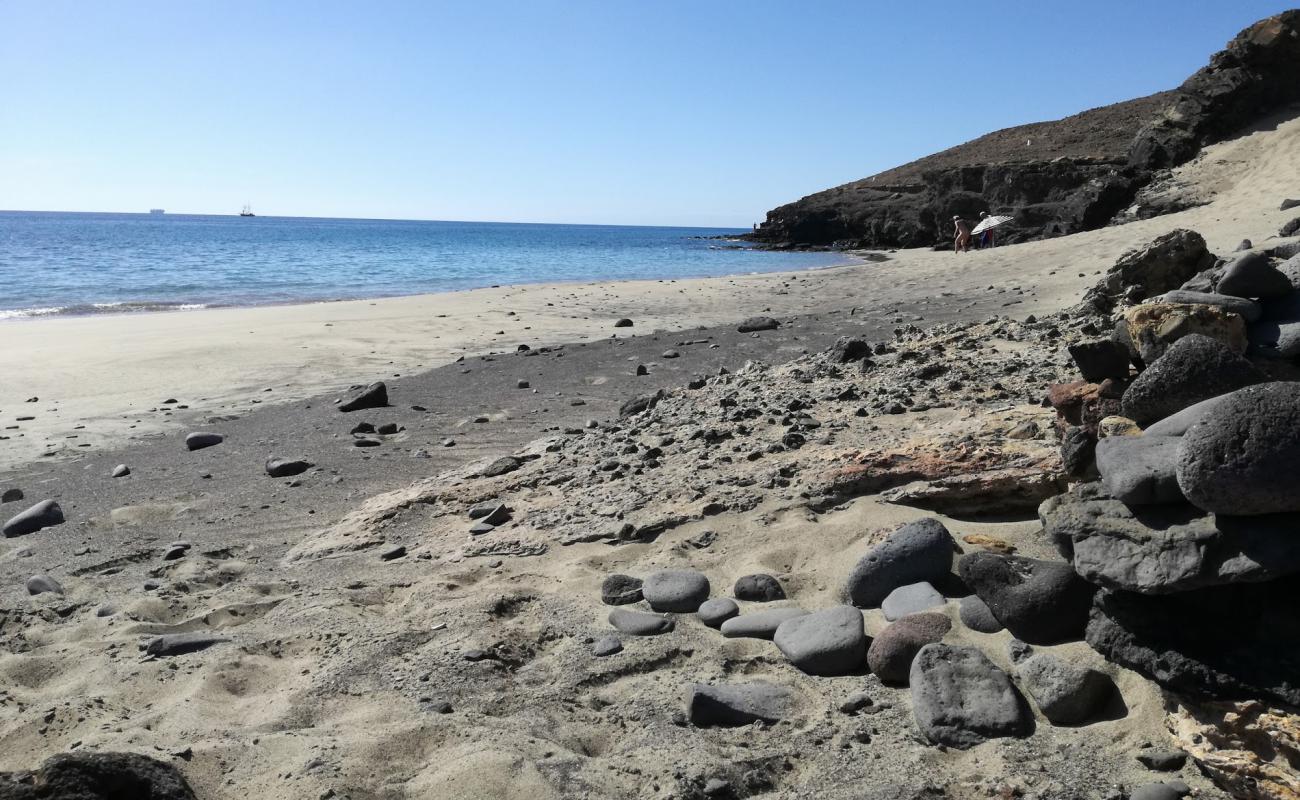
[
  {"left": 184, "top": 432, "right": 224, "bottom": 451},
  {"left": 737, "top": 316, "right": 779, "bottom": 333},
  {"left": 26, "top": 574, "right": 64, "bottom": 595},
  {"left": 958, "top": 595, "right": 1003, "bottom": 633},
  {"left": 1094, "top": 434, "right": 1184, "bottom": 505},
  {"left": 844, "top": 518, "right": 955, "bottom": 608},
  {"left": 600, "top": 574, "right": 643, "bottom": 606},
  {"left": 734, "top": 573, "right": 785, "bottom": 602},
  {"left": 909, "top": 643, "right": 1031, "bottom": 749},
  {"left": 880, "top": 581, "right": 946, "bottom": 621},
  {"left": 1120, "top": 334, "right": 1264, "bottom": 425},
  {"left": 592, "top": 636, "right": 623, "bottom": 657},
  {"left": 0, "top": 751, "right": 198, "bottom": 800},
  {"left": 145, "top": 632, "right": 230, "bottom": 657},
  {"left": 1215, "top": 251, "right": 1293, "bottom": 299},
  {"left": 607, "top": 608, "right": 675, "bottom": 636},
  {"left": 1016, "top": 653, "right": 1114, "bottom": 725},
  {"left": 1120, "top": 303, "right": 1247, "bottom": 363},
  {"left": 642, "top": 569, "right": 710, "bottom": 613},
  {"left": 338, "top": 382, "right": 388, "bottom": 412},
  {"left": 772, "top": 605, "right": 868, "bottom": 676},
  {"left": 696, "top": 598, "right": 740, "bottom": 628},
  {"left": 720, "top": 608, "right": 809, "bottom": 640},
  {"left": 3, "top": 499, "right": 65, "bottom": 538},
  {"left": 687, "top": 682, "right": 794, "bottom": 727},
  {"left": 958, "top": 552, "right": 1094, "bottom": 644},
  {"left": 867, "top": 612, "right": 951, "bottom": 684},
  {"left": 1155, "top": 290, "right": 1263, "bottom": 322},
  {"left": 1067, "top": 338, "right": 1130, "bottom": 382},
  {"left": 265, "top": 456, "right": 312, "bottom": 478}
]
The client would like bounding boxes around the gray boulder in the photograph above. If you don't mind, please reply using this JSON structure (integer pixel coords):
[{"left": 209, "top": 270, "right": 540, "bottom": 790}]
[
  {"left": 608, "top": 608, "right": 675, "bottom": 636},
  {"left": 720, "top": 607, "right": 808, "bottom": 639},
  {"left": 844, "top": 518, "right": 955, "bottom": 608},
  {"left": 642, "top": 569, "right": 710, "bottom": 613},
  {"left": 184, "top": 431, "right": 224, "bottom": 451},
  {"left": 867, "top": 612, "right": 950, "bottom": 684},
  {"left": 909, "top": 643, "right": 1031, "bottom": 749},
  {"left": 958, "top": 552, "right": 1094, "bottom": 644},
  {"left": 1094, "top": 434, "right": 1184, "bottom": 505},
  {"left": 687, "top": 682, "right": 793, "bottom": 727},
  {"left": 1177, "top": 382, "right": 1300, "bottom": 515},
  {"left": 338, "top": 381, "right": 388, "bottom": 412},
  {"left": 734, "top": 573, "right": 785, "bottom": 602},
  {"left": 1121, "top": 334, "right": 1264, "bottom": 425},
  {"left": 958, "top": 595, "right": 1003, "bottom": 633},
  {"left": 1155, "top": 290, "right": 1262, "bottom": 322},
  {"left": 1215, "top": 251, "right": 1293, "bottom": 299},
  {"left": 1041, "top": 482, "right": 1300, "bottom": 593},
  {"left": 772, "top": 605, "right": 867, "bottom": 676},
  {"left": 3, "top": 499, "right": 65, "bottom": 538},
  {"left": 881, "top": 581, "right": 946, "bottom": 620},
  {"left": 1017, "top": 653, "right": 1114, "bottom": 725},
  {"left": 696, "top": 598, "right": 739, "bottom": 628}
]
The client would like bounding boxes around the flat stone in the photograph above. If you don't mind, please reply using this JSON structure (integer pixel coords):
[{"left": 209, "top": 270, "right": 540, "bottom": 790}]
[
  {"left": 1094, "top": 434, "right": 1184, "bottom": 505},
  {"left": 844, "top": 518, "right": 955, "bottom": 608},
  {"left": 184, "top": 432, "right": 224, "bottom": 451},
  {"left": 592, "top": 636, "right": 623, "bottom": 657},
  {"left": 1041, "top": 482, "right": 1300, "bottom": 593},
  {"left": 111, "top": 464, "right": 130, "bottom": 478},
  {"left": 1215, "top": 251, "right": 1293, "bottom": 299},
  {"left": 145, "top": 632, "right": 230, "bottom": 657},
  {"left": 733, "top": 573, "right": 785, "bottom": 602},
  {"left": 3, "top": 499, "right": 65, "bottom": 538},
  {"left": 1156, "top": 290, "right": 1263, "bottom": 322},
  {"left": 696, "top": 598, "right": 739, "bottom": 628},
  {"left": 737, "top": 316, "right": 779, "bottom": 333},
  {"left": 687, "top": 682, "right": 793, "bottom": 727},
  {"left": 1176, "top": 382, "right": 1300, "bottom": 515},
  {"left": 26, "top": 574, "right": 64, "bottom": 595},
  {"left": 468, "top": 522, "right": 495, "bottom": 536},
  {"left": 601, "top": 574, "right": 644, "bottom": 606},
  {"left": 720, "top": 607, "right": 809, "bottom": 640},
  {"left": 642, "top": 569, "right": 710, "bottom": 613},
  {"left": 958, "top": 552, "right": 1094, "bottom": 644},
  {"left": 958, "top": 595, "right": 1003, "bottom": 633},
  {"left": 881, "top": 581, "right": 946, "bottom": 620},
  {"left": 867, "top": 612, "right": 951, "bottom": 684},
  {"left": 1017, "top": 653, "right": 1114, "bottom": 725},
  {"left": 909, "top": 643, "right": 1031, "bottom": 749},
  {"left": 772, "top": 605, "right": 868, "bottom": 676},
  {"left": 1121, "top": 334, "right": 1264, "bottom": 425},
  {"left": 480, "top": 456, "right": 521, "bottom": 478},
  {"left": 265, "top": 456, "right": 312, "bottom": 478},
  {"left": 338, "top": 381, "right": 388, "bottom": 412},
  {"left": 607, "top": 608, "right": 674, "bottom": 636}
]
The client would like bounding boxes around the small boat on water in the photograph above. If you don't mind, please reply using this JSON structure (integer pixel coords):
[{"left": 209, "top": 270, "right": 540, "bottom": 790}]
[
  {"left": 239, "top": 204, "right": 256, "bottom": 217},
  {"left": 149, "top": 208, "right": 165, "bottom": 215}
]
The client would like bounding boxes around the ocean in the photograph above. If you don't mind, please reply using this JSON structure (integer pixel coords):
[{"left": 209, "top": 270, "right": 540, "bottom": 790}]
[{"left": 0, "top": 211, "right": 850, "bottom": 320}]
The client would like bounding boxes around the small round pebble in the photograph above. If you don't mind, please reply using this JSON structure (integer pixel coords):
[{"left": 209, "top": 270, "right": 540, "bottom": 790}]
[
  {"left": 696, "top": 597, "right": 740, "bottom": 628},
  {"left": 959, "top": 594, "right": 1003, "bottom": 633},
  {"left": 734, "top": 573, "right": 785, "bottom": 602},
  {"left": 592, "top": 636, "right": 623, "bottom": 657}
]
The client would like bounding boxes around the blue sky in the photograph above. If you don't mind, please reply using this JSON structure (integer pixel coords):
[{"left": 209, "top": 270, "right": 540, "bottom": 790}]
[{"left": 1, "top": 1, "right": 1294, "bottom": 227}]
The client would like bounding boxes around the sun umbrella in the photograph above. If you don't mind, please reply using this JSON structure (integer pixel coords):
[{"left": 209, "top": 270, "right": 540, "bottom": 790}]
[{"left": 970, "top": 215, "right": 1014, "bottom": 236}]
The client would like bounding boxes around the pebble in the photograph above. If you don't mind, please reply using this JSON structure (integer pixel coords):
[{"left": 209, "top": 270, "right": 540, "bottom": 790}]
[
  {"left": 607, "top": 608, "right": 674, "bottom": 636},
  {"left": 353, "top": 438, "right": 382, "bottom": 448},
  {"left": 338, "top": 382, "right": 389, "bottom": 412},
  {"left": 737, "top": 316, "right": 779, "bottom": 333},
  {"left": 26, "top": 574, "right": 64, "bottom": 596},
  {"left": 1, "top": 488, "right": 23, "bottom": 503},
  {"left": 376, "top": 422, "right": 399, "bottom": 435},
  {"left": 4, "top": 499, "right": 65, "bottom": 539},
  {"left": 162, "top": 545, "right": 188, "bottom": 561},
  {"left": 642, "top": 569, "right": 710, "bottom": 613},
  {"left": 111, "top": 464, "right": 130, "bottom": 478},
  {"left": 772, "top": 605, "right": 868, "bottom": 676},
  {"left": 468, "top": 522, "right": 495, "bottom": 536},
  {"left": 592, "top": 635, "right": 623, "bottom": 656},
  {"left": 1130, "top": 782, "right": 1190, "bottom": 800},
  {"left": 613, "top": 318, "right": 633, "bottom": 328},
  {"left": 880, "top": 581, "right": 946, "bottom": 620},
  {"left": 957, "top": 595, "right": 1003, "bottom": 633},
  {"left": 719, "top": 607, "right": 808, "bottom": 640},
  {"left": 185, "top": 432, "right": 224, "bottom": 451},
  {"left": 266, "top": 456, "right": 312, "bottom": 478},
  {"left": 380, "top": 545, "right": 407, "bottom": 561},
  {"left": 600, "top": 574, "right": 643, "bottom": 606},
  {"left": 733, "top": 573, "right": 785, "bottom": 602},
  {"left": 696, "top": 597, "right": 739, "bottom": 628}
]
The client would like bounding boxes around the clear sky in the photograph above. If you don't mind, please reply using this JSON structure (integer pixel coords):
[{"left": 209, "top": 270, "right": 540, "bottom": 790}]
[{"left": 2, "top": 1, "right": 1295, "bottom": 227}]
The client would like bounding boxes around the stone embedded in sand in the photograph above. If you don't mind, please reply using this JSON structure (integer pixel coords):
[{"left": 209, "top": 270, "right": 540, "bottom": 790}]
[
  {"left": 592, "top": 635, "right": 623, "bottom": 656},
  {"left": 1067, "top": 339, "right": 1130, "bottom": 382},
  {"left": 909, "top": 643, "right": 1031, "bottom": 749},
  {"left": 111, "top": 464, "right": 130, "bottom": 478},
  {"left": 479, "top": 456, "right": 521, "bottom": 478},
  {"left": 379, "top": 544, "right": 407, "bottom": 561},
  {"left": 1130, "top": 783, "right": 1190, "bottom": 800},
  {"left": 619, "top": 390, "right": 664, "bottom": 418},
  {"left": 1, "top": 488, "right": 23, "bottom": 503},
  {"left": 162, "top": 545, "right": 188, "bottom": 561},
  {"left": 661, "top": 350, "right": 680, "bottom": 359},
  {"left": 184, "top": 432, "right": 224, "bottom": 451},
  {"left": 696, "top": 598, "right": 739, "bottom": 628},
  {"left": 265, "top": 456, "right": 312, "bottom": 478},
  {"left": 1016, "top": 653, "right": 1114, "bottom": 725},
  {"left": 1156, "top": 290, "right": 1263, "bottom": 322},
  {"left": 338, "top": 381, "right": 388, "bottom": 412},
  {"left": 1176, "top": 382, "right": 1300, "bottom": 515},
  {"left": 469, "top": 504, "right": 510, "bottom": 525},
  {"left": 6, "top": 751, "right": 198, "bottom": 800},
  {"left": 607, "top": 608, "right": 674, "bottom": 636},
  {"left": 3, "top": 499, "right": 65, "bottom": 538},
  {"left": 881, "top": 581, "right": 946, "bottom": 621},
  {"left": 377, "top": 422, "right": 399, "bottom": 435},
  {"left": 687, "top": 682, "right": 793, "bottom": 727},
  {"left": 843, "top": 518, "right": 955, "bottom": 608},
  {"left": 145, "top": 632, "right": 230, "bottom": 657},
  {"left": 1121, "top": 334, "right": 1264, "bottom": 425},
  {"left": 350, "top": 422, "right": 376, "bottom": 435},
  {"left": 773, "top": 605, "right": 867, "bottom": 676},
  {"left": 720, "top": 608, "right": 809, "bottom": 640},
  {"left": 733, "top": 573, "right": 785, "bottom": 602},
  {"left": 737, "top": 316, "right": 779, "bottom": 333},
  {"left": 516, "top": 379, "right": 530, "bottom": 389},
  {"left": 613, "top": 318, "right": 633, "bottom": 328},
  {"left": 26, "top": 574, "right": 64, "bottom": 596},
  {"left": 1216, "top": 251, "right": 1294, "bottom": 299},
  {"left": 601, "top": 574, "right": 643, "bottom": 606},
  {"left": 642, "top": 569, "right": 710, "bottom": 613},
  {"left": 867, "top": 612, "right": 950, "bottom": 685},
  {"left": 958, "top": 595, "right": 1003, "bottom": 634},
  {"left": 1094, "top": 434, "right": 1184, "bottom": 505},
  {"left": 958, "top": 552, "right": 1094, "bottom": 644},
  {"left": 353, "top": 437, "right": 381, "bottom": 447},
  {"left": 1137, "top": 749, "right": 1188, "bottom": 772}
]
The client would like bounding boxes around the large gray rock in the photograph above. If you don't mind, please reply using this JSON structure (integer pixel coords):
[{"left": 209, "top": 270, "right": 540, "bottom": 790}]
[
  {"left": 958, "top": 595, "right": 1003, "bottom": 633},
  {"left": 1177, "top": 382, "right": 1300, "bottom": 515},
  {"left": 1144, "top": 392, "right": 1233, "bottom": 436},
  {"left": 1040, "top": 482, "right": 1300, "bottom": 593},
  {"left": 867, "top": 612, "right": 950, "bottom": 684},
  {"left": 608, "top": 608, "right": 675, "bottom": 636},
  {"left": 687, "top": 682, "right": 793, "bottom": 727},
  {"left": 2, "top": 499, "right": 65, "bottom": 538},
  {"left": 958, "top": 553, "right": 1094, "bottom": 644},
  {"left": 772, "top": 605, "right": 867, "bottom": 676},
  {"left": 720, "top": 607, "right": 808, "bottom": 639},
  {"left": 844, "top": 518, "right": 955, "bottom": 608},
  {"left": 1155, "top": 290, "right": 1263, "bottom": 322},
  {"left": 909, "top": 643, "right": 1031, "bottom": 749},
  {"left": 1121, "top": 334, "right": 1265, "bottom": 425},
  {"left": 1215, "top": 251, "right": 1293, "bottom": 299},
  {"left": 1017, "top": 653, "right": 1114, "bottom": 725},
  {"left": 642, "top": 569, "right": 710, "bottom": 613},
  {"left": 1094, "top": 434, "right": 1184, "bottom": 505},
  {"left": 880, "top": 581, "right": 946, "bottom": 620}
]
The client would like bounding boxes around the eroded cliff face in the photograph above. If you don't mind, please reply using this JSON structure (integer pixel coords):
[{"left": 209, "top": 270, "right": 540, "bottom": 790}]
[{"left": 749, "top": 10, "right": 1300, "bottom": 250}]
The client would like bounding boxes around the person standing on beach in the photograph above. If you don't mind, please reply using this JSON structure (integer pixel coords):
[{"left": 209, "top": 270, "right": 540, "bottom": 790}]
[{"left": 952, "top": 216, "right": 972, "bottom": 253}]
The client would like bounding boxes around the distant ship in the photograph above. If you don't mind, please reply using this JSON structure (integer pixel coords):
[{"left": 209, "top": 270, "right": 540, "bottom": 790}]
[
  {"left": 240, "top": 204, "right": 255, "bottom": 217},
  {"left": 149, "top": 208, "right": 165, "bottom": 215}
]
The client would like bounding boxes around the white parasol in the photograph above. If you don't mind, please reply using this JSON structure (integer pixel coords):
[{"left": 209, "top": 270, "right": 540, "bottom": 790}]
[{"left": 970, "top": 215, "right": 1014, "bottom": 236}]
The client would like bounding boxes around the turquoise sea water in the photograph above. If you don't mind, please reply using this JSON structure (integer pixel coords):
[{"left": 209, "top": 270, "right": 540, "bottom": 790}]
[{"left": 0, "top": 211, "right": 849, "bottom": 320}]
